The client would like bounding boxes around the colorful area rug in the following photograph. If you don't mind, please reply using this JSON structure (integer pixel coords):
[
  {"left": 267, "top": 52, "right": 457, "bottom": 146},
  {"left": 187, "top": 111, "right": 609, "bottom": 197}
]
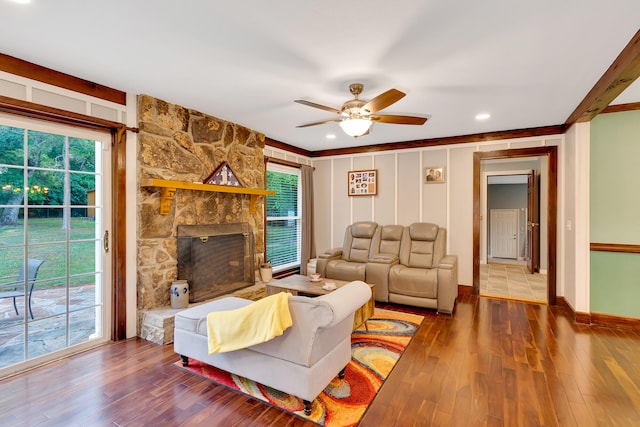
[{"left": 174, "top": 309, "right": 424, "bottom": 426}]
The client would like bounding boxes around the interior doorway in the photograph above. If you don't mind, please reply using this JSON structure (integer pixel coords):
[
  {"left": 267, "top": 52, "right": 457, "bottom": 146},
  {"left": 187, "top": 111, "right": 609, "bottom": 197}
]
[
  {"left": 473, "top": 146, "right": 557, "bottom": 305},
  {"left": 483, "top": 169, "right": 545, "bottom": 302}
]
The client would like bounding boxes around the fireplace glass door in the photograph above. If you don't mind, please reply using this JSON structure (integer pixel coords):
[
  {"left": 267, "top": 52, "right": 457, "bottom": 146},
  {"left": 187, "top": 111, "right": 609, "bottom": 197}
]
[{"left": 0, "top": 116, "right": 112, "bottom": 376}]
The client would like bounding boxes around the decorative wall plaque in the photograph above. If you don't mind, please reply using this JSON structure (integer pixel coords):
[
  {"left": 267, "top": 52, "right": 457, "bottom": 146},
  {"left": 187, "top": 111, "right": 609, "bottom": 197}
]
[{"left": 204, "top": 161, "right": 244, "bottom": 187}]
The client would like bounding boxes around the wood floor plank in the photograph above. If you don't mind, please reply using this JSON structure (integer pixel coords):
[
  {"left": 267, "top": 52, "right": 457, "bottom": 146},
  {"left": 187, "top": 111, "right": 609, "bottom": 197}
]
[{"left": 2, "top": 295, "right": 640, "bottom": 426}]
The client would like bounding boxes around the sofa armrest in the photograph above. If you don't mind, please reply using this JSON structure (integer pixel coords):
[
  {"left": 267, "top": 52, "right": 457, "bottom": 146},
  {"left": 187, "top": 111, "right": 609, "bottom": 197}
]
[
  {"left": 251, "top": 281, "right": 371, "bottom": 367},
  {"left": 316, "top": 248, "right": 342, "bottom": 277},
  {"left": 368, "top": 254, "right": 399, "bottom": 264},
  {"left": 436, "top": 255, "right": 458, "bottom": 314},
  {"left": 365, "top": 254, "right": 398, "bottom": 303},
  {"left": 438, "top": 255, "right": 457, "bottom": 270},
  {"left": 319, "top": 248, "right": 343, "bottom": 259},
  {"left": 317, "top": 281, "right": 372, "bottom": 326}
]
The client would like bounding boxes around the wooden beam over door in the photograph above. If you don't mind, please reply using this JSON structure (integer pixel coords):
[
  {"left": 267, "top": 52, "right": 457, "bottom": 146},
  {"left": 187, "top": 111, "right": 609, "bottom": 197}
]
[{"left": 565, "top": 29, "right": 640, "bottom": 125}]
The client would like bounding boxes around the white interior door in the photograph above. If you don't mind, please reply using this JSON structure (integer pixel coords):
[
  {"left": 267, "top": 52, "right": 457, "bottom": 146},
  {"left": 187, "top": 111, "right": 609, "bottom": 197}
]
[{"left": 490, "top": 209, "right": 518, "bottom": 259}]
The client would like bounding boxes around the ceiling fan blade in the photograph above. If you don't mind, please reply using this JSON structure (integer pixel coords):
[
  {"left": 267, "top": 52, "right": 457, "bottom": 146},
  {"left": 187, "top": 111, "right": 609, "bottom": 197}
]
[
  {"left": 370, "top": 114, "right": 428, "bottom": 125},
  {"left": 296, "top": 118, "right": 343, "bottom": 128},
  {"left": 294, "top": 99, "right": 342, "bottom": 115},
  {"left": 360, "top": 89, "right": 405, "bottom": 114}
]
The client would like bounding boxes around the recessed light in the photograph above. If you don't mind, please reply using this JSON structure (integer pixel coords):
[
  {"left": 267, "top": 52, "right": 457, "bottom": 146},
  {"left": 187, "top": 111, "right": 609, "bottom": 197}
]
[
  {"left": 326, "top": 133, "right": 336, "bottom": 139},
  {"left": 475, "top": 113, "right": 491, "bottom": 121},
  {"left": 9, "top": 0, "right": 31, "bottom": 4}
]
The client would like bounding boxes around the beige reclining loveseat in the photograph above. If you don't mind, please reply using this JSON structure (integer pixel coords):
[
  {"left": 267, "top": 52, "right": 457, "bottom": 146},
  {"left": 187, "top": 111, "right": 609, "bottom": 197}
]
[{"left": 316, "top": 221, "right": 458, "bottom": 314}]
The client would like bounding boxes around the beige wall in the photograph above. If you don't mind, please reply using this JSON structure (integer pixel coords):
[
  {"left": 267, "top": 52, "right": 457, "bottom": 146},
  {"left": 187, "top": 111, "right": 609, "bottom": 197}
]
[{"left": 309, "top": 136, "right": 565, "bottom": 288}]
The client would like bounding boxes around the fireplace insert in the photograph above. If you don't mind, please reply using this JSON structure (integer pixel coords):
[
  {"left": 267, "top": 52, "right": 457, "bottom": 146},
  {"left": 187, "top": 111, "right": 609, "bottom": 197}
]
[{"left": 177, "top": 223, "right": 255, "bottom": 303}]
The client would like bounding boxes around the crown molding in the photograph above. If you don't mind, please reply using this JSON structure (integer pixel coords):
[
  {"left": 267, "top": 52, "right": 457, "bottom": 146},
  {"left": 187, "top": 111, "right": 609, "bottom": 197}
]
[{"left": 0, "top": 52, "right": 126, "bottom": 105}]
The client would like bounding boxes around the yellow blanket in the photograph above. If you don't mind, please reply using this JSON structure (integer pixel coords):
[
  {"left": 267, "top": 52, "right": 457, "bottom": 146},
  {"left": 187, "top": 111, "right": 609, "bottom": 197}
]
[{"left": 206, "top": 292, "right": 293, "bottom": 354}]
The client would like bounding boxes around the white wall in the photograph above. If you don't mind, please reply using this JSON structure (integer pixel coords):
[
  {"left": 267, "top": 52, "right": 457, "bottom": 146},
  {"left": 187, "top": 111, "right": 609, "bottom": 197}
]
[
  {"left": 561, "top": 123, "right": 590, "bottom": 313},
  {"left": 311, "top": 136, "right": 567, "bottom": 288}
]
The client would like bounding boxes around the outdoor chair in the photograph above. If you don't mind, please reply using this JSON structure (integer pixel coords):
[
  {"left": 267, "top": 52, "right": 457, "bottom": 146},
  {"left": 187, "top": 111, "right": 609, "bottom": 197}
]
[{"left": 0, "top": 259, "right": 45, "bottom": 320}]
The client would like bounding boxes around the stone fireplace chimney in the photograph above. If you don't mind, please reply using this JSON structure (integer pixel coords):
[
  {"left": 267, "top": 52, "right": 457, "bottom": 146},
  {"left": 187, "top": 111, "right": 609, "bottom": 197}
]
[{"left": 136, "top": 95, "right": 267, "bottom": 326}]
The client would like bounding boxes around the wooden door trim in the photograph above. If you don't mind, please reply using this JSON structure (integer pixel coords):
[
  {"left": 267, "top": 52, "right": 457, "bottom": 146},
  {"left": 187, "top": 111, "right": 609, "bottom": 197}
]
[{"left": 473, "top": 146, "right": 558, "bottom": 305}]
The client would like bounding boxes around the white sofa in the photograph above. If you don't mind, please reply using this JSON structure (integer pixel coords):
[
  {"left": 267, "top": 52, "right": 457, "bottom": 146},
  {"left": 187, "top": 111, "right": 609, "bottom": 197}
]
[{"left": 173, "top": 280, "right": 372, "bottom": 415}]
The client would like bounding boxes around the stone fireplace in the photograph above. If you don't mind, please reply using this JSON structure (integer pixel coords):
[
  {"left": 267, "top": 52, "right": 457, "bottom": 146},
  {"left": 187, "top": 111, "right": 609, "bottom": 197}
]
[{"left": 137, "top": 95, "right": 268, "bottom": 343}]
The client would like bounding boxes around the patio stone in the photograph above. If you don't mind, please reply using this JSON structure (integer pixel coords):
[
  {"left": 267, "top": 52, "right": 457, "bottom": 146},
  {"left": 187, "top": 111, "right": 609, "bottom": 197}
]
[{"left": 0, "top": 286, "right": 98, "bottom": 370}]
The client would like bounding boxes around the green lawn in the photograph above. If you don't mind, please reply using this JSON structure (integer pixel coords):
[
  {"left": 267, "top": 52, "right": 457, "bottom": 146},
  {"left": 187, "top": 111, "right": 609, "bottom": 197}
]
[{"left": 0, "top": 217, "right": 97, "bottom": 289}]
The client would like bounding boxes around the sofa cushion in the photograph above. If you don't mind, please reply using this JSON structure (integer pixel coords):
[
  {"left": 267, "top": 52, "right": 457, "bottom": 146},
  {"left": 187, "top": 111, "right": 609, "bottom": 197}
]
[
  {"left": 407, "top": 240, "right": 435, "bottom": 268},
  {"left": 348, "top": 237, "right": 374, "bottom": 262},
  {"left": 399, "top": 223, "right": 440, "bottom": 268},
  {"left": 352, "top": 221, "right": 379, "bottom": 238},
  {"left": 389, "top": 265, "right": 438, "bottom": 299},
  {"left": 378, "top": 225, "right": 403, "bottom": 256},
  {"left": 344, "top": 221, "right": 378, "bottom": 262},
  {"left": 326, "top": 259, "right": 366, "bottom": 281}
]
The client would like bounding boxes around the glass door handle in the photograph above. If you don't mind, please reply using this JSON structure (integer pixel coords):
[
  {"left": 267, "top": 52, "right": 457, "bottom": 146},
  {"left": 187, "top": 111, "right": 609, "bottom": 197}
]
[{"left": 104, "top": 230, "right": 109, "bottom": 253}]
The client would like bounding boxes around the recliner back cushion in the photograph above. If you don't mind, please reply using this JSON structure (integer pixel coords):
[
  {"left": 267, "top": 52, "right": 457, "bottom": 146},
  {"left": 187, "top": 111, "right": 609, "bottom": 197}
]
[
  {"left": 399, "top": 223, "right": 441, "bottom": 268},
  {"left": 408, "top": 240, "right": 435, "bottom": 268},
  {"left": 349, "top": 237, "right": 374, "bottom": 262},
  {"left": 378, "top": 225, "right": 403, "bottom": 256},
  {"left": 342, "top": 221, "right": 378, "bottom": 262}
]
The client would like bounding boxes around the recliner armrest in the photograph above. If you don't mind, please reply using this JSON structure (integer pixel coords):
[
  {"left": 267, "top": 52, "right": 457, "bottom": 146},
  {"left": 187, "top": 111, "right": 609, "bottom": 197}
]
[
  {"left": 319, "top": 248, "right": 342, "bottom": 259},
  {"left": 436, "top": 255, "right": 458, "bottom": 314},
  {"left": 316, "top": 248, "right": 342, "bottom": 277},
  {"left": 438, "top": 255, "right": 457, "bottom": 270},
  {"left": 368, "top": 254, "right": 399, "bottom": 264},
  {"left": 365, "top": 254, "right": 398, "bottom": 303}
]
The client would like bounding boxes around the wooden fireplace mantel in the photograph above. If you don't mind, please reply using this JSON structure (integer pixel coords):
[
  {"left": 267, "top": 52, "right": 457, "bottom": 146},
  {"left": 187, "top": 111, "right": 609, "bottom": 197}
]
[{"left": 140, "top": 178, "right": 276, "bottom": 215}]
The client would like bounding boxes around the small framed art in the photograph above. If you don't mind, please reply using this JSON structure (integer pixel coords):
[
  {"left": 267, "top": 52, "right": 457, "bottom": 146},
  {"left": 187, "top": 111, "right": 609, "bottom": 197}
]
[
  {"left": 348, "top": 169, "right": 378, "bottom": 196},
  {"left": 424, "top": 166, "right": 445, "bottom": 184}
]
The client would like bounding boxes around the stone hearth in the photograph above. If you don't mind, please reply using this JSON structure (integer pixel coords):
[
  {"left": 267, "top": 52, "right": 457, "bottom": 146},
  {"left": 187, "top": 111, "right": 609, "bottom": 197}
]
[{"left": 139, "top": 279, "right": 267, "bottom": 345}]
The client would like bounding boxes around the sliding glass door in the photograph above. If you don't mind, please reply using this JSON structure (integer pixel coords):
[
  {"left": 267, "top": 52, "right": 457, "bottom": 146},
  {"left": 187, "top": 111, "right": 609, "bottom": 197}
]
[{"left": 0, "top": 116, "right": 111, "bottom": 376}]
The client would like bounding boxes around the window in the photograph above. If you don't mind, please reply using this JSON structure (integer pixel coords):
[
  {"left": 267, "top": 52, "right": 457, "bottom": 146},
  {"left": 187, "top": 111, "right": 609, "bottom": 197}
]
[{"left": 266, "top": 164, "right": 301, "bottom": 272}]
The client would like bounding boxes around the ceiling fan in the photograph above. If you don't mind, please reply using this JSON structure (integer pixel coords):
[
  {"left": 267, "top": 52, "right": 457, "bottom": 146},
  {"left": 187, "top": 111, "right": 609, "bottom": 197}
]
[{"left": 295, "top": 83, "right": 428, "bottom": 137}]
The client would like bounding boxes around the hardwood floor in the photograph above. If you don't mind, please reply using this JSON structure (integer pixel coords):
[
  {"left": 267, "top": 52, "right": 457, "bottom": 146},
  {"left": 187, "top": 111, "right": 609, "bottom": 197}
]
[{"left": 2, "top": 293, "right": 640, "bottom": 426}]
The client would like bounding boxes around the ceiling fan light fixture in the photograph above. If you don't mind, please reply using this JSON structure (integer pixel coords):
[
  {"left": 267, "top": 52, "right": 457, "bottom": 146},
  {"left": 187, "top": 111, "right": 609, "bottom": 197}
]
[{"left": 339, "top": 118, "right": 372, "bottom": 137}]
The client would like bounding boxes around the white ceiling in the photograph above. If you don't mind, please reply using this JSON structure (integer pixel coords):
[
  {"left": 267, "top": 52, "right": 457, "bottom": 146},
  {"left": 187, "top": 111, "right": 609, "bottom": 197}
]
[{"left": 1, "top": 1, "right": 639, "bottom": 152}]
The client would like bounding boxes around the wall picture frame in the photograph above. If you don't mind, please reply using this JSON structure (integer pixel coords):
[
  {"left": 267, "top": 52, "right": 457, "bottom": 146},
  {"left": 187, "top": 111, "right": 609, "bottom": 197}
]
[
  {"left": 424, "top": 166, "right": 445, "bottom": 184},
  {"left": 348, "top": 169, "right": 378, "bottom": 196}
]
